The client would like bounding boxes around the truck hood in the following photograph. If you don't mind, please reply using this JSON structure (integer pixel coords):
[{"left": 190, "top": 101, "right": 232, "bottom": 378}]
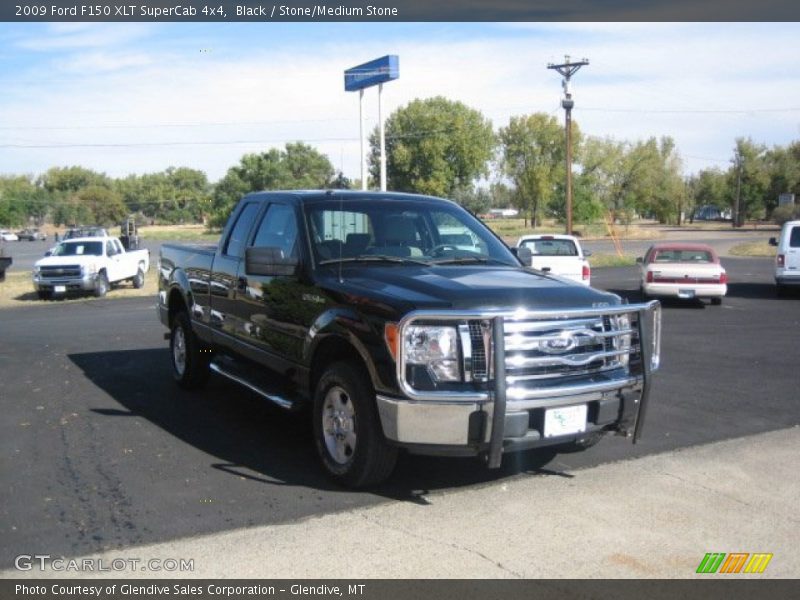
[
  {"left": 35, "top": 255, "right": 100, "bottom": 268},
  {"left": 327, "top": 264, "right": 619, "bottom": 312}
]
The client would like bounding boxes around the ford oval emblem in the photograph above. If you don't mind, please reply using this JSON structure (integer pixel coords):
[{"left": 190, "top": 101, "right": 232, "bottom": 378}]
[{"left": 540, "top": 332, "right": 578, "bottom": 354}]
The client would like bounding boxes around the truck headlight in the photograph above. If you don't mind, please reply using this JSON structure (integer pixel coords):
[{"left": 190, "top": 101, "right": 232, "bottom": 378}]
[
  {"left": 404, "top": 325, "right": 460, "bottom": 382},
  {"left": 33, "top": 266, "right": 41, "bottom": 276},
  {"left": 612, "top": 314, "right": 631, "bottom": 369},
  {"left": 83, "top": 264, "right": 97, "bottom": 276}
]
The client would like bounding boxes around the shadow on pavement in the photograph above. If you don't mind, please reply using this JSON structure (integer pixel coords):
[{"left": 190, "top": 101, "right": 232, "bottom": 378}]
[{"left": 70, "top": 348, "right": 567, "bottom": 504}]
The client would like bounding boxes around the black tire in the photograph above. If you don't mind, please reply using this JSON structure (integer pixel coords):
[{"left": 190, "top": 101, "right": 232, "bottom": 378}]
[
  {"left": 93, "top": 272, "right": 109, "bottom": 297},
  {"left": 132, "top": 266, "right": 145, "bottom": 289},
  {"left": 170, "top": 311, "right": 210, "bottom": 389},
  {"left": 710, "top": 297, "right": 722, "bottom": 306},
  {"left": 776, "top": 283, "right": 786, "bottom": 297},
  {"left": 37, "top": 290, "right": 52, "bottom": 301},
  {"left": 312, "top": 361, "right": 398, "bottom": 488}
]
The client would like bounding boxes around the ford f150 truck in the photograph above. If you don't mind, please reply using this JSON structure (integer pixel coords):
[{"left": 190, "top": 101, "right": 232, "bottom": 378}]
[
  {"left": 34, "top": 236, "right": 150, "bottom": 299},
  {"left": 158, "top": 191, "right": 661, "bottom": 487}
]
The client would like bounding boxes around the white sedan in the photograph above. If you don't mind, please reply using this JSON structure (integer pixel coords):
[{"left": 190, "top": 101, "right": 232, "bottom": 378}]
[
  {"left": 0, "top": 230, "right": 19, "bottom": 242},
  {"left": 638, "top": 243, "right": 727, "bottom": 304},
  {"left": 516, "top": 234, "right": 592, "bottom": 285}
]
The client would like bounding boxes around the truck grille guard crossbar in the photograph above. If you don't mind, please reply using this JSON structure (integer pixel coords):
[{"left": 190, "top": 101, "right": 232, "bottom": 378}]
[{"left": 395, "top": 301, "right": 662, "bottom": 468}]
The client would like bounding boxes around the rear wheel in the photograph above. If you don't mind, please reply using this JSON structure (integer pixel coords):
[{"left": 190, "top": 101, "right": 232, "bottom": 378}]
[
  {"left": 170, "top": 311, "right": 210, "bottom": 389},
  {"left": 710, "top": 297, "right": 722, "bottom": 305},
  {"left": 312, "top": 361, "right": 397, "bottom": 488}
]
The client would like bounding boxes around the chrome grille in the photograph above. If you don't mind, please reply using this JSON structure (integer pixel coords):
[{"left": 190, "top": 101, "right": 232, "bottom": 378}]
[{"left": 39, "top": 265, "right": 81, "bottom": 278}]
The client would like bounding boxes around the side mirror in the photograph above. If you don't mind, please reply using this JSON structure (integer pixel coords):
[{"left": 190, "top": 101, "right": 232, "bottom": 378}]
[
  {"left": 245, "top": 247, "right": 299, "bottom": 276},
  {"left": 769, "top": 237, "right": 778, "bottom": 247},
  {"left": 636, "top": 257, "right": 643, "bottom": 264},
  {"left": 45, "top": 251, "right": 52, "bottom": 257},
  {"left": 583, "top": 250, "right": 593, "bottom": 258},
  {"left": 512, "top": 246, "right": 532, "bottom": 266}
]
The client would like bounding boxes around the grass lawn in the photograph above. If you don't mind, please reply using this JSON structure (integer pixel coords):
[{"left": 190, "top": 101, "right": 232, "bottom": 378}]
[
  {"left": 728, "top": 241, "right": 777, "bottom": 257},
  {"left": 137, "top": 224, "right": 220, "bottom": 243}
]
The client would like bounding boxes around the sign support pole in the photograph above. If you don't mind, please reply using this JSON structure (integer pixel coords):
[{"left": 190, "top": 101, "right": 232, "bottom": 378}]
[
  {"left": 359, "top": 89, "right": 367, "bottom": 190},
  {"left": 379, "top": 83, "right": 387, "bottom": 191}
]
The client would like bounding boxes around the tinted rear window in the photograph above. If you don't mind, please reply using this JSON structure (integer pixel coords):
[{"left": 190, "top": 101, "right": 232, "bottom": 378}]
[
  {"left": 790, "top": 226, "right": 800, "bottom": 248},
  {"left": 652, "top": 249, "right": 714, "bottom": 263},
  {"left": 521, "top": 239, "right": 578, "bottom": 256}
]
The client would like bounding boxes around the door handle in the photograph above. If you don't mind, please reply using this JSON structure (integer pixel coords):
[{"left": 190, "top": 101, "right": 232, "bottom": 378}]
[{"left": 237, "top": 276, "right": 247, "bottom": 293}]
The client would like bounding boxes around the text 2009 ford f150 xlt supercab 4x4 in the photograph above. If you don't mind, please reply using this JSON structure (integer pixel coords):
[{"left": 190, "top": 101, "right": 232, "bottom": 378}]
[{"left": 157, "top": 191, "right": 661, "bottom": 487}]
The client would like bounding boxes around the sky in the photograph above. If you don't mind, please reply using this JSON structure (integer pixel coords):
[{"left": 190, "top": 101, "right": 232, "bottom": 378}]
[{"left": 1, "top": 21, "right": 799, "bottom": 184}]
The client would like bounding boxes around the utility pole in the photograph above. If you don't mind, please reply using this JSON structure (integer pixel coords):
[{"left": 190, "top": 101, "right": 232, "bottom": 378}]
[
  {"left": 548, "top": 55, "right": 589, "bottom": 235},
  {"left": 734, "top": 150, "right": 742, "bottom": 228}
]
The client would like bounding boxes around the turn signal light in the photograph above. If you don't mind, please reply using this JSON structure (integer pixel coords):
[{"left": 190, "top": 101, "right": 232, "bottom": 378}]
[
  {"left": 720, "top": 272, "right": 728, "bottom": 284},
  {"left": 384, "top": 323, "right": 399, "bottom": 360},
  {"left": 777, "top": 254, "right": 785, "bottom": 267},
  {"left": 646, "top": 271, "right": 654, "bottom": 283},
  {"left": 582, "top": 264, "right": 590, "bottom": 280}
]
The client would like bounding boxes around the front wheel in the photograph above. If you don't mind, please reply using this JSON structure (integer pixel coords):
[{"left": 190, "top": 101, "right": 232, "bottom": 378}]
[
  {"left": 170, "top": 311, "right": 210, "bottom": 389},
  {"left": 93, "top": 272, "right": 109, "bottom": 297},
  {"left": 313, "top": 361, "right": 397, "bottom": 488},
  {"left": 132, "top": 266, "right": 145, "bottom": 289}
]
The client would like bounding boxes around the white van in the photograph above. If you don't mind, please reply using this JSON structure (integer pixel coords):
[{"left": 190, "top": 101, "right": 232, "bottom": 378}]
[{"left": 769, "top": 219, "right": 800, "bottom": 294}]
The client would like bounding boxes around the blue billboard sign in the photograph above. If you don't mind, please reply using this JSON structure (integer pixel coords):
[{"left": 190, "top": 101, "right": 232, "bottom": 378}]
[{"left": 344, "top": 55, "right": 399, "bottom": 92}]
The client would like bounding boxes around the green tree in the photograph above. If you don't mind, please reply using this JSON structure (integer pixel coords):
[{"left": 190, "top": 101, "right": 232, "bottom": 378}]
[
  {"left": 730, "top": 138, "right": 770, "bottom": 224},
  {"left": 0, "top": 176, "right": 51, "bottom": 227},
  {"left": 370, "top": 96, "right": 495, "bottom": 197},
  {"left": 451, "top": 186, "right": 492, "bottom": 215},
  {"left": 210, "top": 143, "right": 334, "bottom": 227},
  {"left": 764, "top": 143, "right": 800, "bottom": 219},
  {"left": 687, "top": 167, "right": 728, "bottom": 221},
  {"left": 39, "top": 166, "right": 110, "bottom": 194},
  {"left": 72, "top": 186, "right": 127, "bottom": 225}
]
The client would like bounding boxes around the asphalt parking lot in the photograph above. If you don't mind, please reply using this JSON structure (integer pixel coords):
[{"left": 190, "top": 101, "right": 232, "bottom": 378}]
[{"left": 1, "top": 255, "right": 798, "bottom": 572}]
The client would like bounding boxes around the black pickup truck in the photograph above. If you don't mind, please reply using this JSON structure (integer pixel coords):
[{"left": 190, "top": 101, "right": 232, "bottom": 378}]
[{"left": 158, "top": 191, "right": 661, "bottom": 487}]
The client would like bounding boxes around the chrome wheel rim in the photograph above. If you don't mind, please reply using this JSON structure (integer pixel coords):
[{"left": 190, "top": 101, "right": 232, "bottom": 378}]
[
  {"left": 322, "top": 385, "right": 356, "bottom": 465},
  {"left": 173, "top": 326, "right": 187, "bottom": 376}
]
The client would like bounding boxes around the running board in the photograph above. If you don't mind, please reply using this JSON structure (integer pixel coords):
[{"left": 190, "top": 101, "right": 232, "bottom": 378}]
[{"left": 209, "top": 362, "right": 296, "bottom": 411}]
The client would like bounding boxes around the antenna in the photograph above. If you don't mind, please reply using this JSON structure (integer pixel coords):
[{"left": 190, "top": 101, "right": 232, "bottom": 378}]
[{"left": 338, "top": 192, "right": 344, "bottom": 283}]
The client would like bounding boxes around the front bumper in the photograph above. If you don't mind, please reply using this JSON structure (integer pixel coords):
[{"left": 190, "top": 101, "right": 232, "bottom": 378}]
[
  {"left": 378, "top": 303, "right": 661, "bottom": 467},
  {"left": 34, "top": 273, "right": 97, "bottom": 293},
  {"left": 376, "top": 381, "right": 644, "bottom": 455}
]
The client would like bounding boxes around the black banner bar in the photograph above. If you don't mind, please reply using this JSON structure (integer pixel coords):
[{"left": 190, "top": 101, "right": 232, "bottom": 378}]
[
  {"left": 3, "top": 0, "right": 800, "bottom": 22},
  {"left": 3, "top": 580, "right": 799, "bottom": 600}
]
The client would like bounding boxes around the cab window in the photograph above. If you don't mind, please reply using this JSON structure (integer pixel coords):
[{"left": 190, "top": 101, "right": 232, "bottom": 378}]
[
  {"left": 251, "top": 204, "right": 299, "bottom": 259},
  {"left": 225, "top": 203, "right": 260, "bottom": 257}
]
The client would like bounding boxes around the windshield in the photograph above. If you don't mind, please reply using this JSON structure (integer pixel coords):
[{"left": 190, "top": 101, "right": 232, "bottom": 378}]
[
  {"left": 52, "top": 241, "right": 104, "bottom": 257},
  {"left": 304, "top": 198, "right": 518, "bottom": 267}
]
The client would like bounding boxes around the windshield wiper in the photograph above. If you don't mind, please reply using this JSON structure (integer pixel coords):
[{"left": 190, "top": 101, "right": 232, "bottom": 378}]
[
  {"left": 431, "top": 256, "right": 508, "bottom": 265},
  {"left": 319, "top": 255, "right": 431, "bottom": 266}
]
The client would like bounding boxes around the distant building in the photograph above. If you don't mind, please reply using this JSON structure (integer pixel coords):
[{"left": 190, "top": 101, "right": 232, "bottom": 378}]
[{"left": 487, "top": 208, "right": 519, "bottom": 218}]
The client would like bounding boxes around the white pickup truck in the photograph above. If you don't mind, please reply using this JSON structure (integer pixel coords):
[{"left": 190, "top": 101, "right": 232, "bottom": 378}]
[
  {"left": 33, "top": 236, "right": 150, "bottom": 299},
  {"left": 517, "top": 234, "right": 592, "bottom": 286}
]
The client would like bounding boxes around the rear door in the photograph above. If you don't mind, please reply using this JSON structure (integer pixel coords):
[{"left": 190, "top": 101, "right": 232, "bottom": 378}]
[
  {"left": 209, "top": 201, "right": 261, "bottom": 337},
  {"left": 785, "top": 224, "right": 800, "bottom": 270},
  {"left": 234, "top": 201, "right": 312, "bottom": 368}
]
